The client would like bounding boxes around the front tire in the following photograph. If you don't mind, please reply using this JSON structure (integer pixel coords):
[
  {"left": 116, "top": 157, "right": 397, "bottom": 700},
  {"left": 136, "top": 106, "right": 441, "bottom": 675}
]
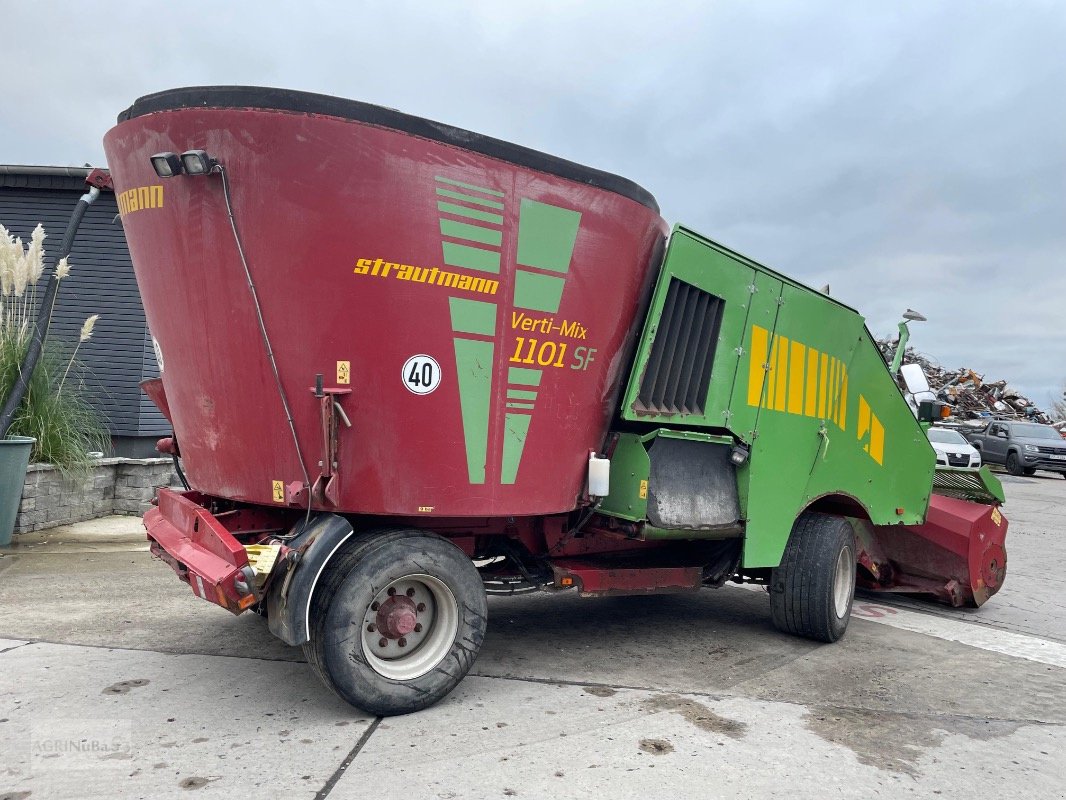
[
  {"left": 770, "top": 512, "right": 856, "bottom": 643},
  {"left": 304, "top": 529, "right": 487, "bottom": 716},
  {"left": 1023, "top": 467, "right": 1036, "bottom": 476},
  {"left": 1006, "top": 452, "right": 1024, "bottom": 476}
]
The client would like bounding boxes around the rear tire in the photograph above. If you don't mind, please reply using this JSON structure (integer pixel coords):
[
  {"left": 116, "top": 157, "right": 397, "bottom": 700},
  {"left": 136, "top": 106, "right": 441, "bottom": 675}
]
[
  {"left": 303, "top": 529, "right": 487, "bottom": 716},
  {"left": 1006, "top": 452, "right": 1023, "bottom": 476},
  {"left": 770, "top": 512, "right": 856, "bottom": 643},
  {"left": 1023, "top": 467, "right": 1036, "bottom": 476}
]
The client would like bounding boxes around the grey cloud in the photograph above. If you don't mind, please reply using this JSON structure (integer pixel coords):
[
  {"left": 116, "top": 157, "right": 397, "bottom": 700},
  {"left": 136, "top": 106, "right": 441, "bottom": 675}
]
[{"left": 2, "top": 0, "right": 1062, "bottom": 403}]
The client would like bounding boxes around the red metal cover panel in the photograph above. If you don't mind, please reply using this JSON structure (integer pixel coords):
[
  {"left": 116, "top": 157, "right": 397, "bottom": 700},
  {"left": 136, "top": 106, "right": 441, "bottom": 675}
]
[
  {"left": 104, "top": 96, "right": 667, "bottom": 517},
  {"left": 858, "top": 493, "right": 1008, "bottom": 607}
]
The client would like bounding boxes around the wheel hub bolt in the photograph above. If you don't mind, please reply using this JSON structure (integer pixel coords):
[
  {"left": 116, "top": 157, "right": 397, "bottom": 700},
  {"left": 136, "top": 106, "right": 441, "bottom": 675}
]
[
  {"left": 414, "top": 623, "right": 423, "bottom": 633},
  {"left": 370, "top": 601, "right": 380, "bottom": 611},
  {"left": 416, "top": 602, "right": 426, "bottom": 612},
  {"left": 387, "top": 587, "right": 396, "bottom": 596},
  {"left": 378, "top": 637, "right": 388, "bottom": 648},
  {"left": 406, "top": 587, "right": 416, "bottom": 597},
  {"left": 398, "top": 637, "right": 407, "bottom": 647},
  {"left": 366, "top": 624, "right": 376, "bottom": 633},
  {"left": 375, "top": 596, "right": 418, "bottom": 638}
]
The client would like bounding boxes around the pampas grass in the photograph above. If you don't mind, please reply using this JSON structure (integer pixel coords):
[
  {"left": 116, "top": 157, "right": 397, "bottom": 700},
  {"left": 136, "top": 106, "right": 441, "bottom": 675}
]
[
  {"left": 0, "top": 222, "right": 109, "bottom": 474},
  {"left": 57, "top": 314, "right": 100, "bottom": 397}
]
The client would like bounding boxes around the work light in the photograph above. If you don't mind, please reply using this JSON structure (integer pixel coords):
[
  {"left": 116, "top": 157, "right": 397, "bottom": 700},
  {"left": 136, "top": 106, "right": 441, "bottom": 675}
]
[
  {"left": 180, "top": 150, "right": 218, "bottom": 176},
  {"left": 150, "top": 152, "right": 183, "bottom": 178}
]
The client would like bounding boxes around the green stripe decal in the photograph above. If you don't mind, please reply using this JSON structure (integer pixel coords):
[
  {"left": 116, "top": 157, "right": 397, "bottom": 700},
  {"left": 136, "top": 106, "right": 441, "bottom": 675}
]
[
  {"left": 440, "top": 218, "right": 503, "bottom": 247},
  {"left": 507, "top": 389, "right": 537, "bottom": 401},
  {"left": 436, "top": 187, "right": 505, "bottom": 210},
  {"left": 434, "top": 175, "right": 505, "bottom": 197},
  {"left": 442, "top": 242, "right": 501, "bottom": 274},
  {"left": 508, "top": 367, "right": 542, "bottom": 386},
  {"left": 449, "top": 297, "right": 497, "bottom": 337},
  {"left": 506, "top": 402, "right": 535, "bottom": 410},
  {"left": 513, "top": 270, "right": 565, "bottom": 312},
  {"left": 516, "top": 199, "right": 581, "bottom": 273},
  {"left": 453, "top": 338, "right": 494, "bottom": 484},
  {"left": 437, "top": 201, "right": 504, "bottom": 225},
  {"left": 501, "top": 412, "right": 532, "bottom": 484}
]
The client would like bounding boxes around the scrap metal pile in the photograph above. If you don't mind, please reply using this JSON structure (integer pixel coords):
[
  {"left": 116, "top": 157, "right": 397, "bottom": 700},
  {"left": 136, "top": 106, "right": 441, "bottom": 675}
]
[{"left": 878, "top": 340, "right": 1055, "bottom": 424}]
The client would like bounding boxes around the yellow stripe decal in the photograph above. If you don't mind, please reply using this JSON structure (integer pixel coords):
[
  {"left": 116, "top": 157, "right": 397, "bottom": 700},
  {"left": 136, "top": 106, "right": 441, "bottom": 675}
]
[
  {"left": 805, "top": 348, "right": 818, "bottom": 417},
  {"left": 774, "top": 335, "right": 789, "bottom": 412},
  {"left": 744, "top": 326, "right": 884, "bottom": 467},
  {"left": 766, "top": 335, "right": 778, "bottom": 408},
  {"left": 838, "top": 368, "right": 848, "bottom": 430},
  {"left": 748, "top": 325, "right": 769, "bottom": 407},
  {"left": 788, "top": 340, "right": 805, "bottom": 415},
  {"left": 818, "top": 352, "right": 828, "bottom": 417},
  {"left": 870, "top": 414, "right": 885, "bottom": 465}
]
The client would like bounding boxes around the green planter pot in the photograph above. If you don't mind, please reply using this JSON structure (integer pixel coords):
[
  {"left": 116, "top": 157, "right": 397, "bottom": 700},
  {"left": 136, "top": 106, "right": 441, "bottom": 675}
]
[{"left": 0, "top": 436, "right": 35, "bottom": 546}]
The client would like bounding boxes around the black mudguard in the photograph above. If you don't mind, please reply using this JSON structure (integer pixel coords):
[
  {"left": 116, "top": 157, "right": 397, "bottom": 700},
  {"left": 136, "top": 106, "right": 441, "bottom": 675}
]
[{"left": 266, "top": 513, "right": 354, "bottom": 646}]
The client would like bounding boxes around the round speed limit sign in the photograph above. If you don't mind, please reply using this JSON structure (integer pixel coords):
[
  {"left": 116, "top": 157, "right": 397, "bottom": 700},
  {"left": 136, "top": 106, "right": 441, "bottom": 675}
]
[{"left": 402, "top": 354, "right": 442, "bottom": 395}]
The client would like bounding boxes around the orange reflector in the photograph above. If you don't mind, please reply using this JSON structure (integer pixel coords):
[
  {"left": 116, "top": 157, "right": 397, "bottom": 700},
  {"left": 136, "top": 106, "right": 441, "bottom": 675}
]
[
  {"left": 216, "top": 586, "right": 229, "bottom": 606},
  {"left": 895, "top": 507, "right": 905, "bottom": 515},
  {"left": 940, "top": 405, "right": 951, "bottom": 418},
  {"left": 560, "top": 577, "right": 574, "bottom": 586},
  {"left": 238, "top": 594, "right": 257, "bottom": 610}
]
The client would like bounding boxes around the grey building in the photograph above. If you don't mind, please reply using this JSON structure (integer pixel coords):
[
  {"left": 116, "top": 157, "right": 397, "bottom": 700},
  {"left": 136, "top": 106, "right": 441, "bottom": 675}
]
[{"left": 0, "top": 165, "right": 167, "bottom": 457}]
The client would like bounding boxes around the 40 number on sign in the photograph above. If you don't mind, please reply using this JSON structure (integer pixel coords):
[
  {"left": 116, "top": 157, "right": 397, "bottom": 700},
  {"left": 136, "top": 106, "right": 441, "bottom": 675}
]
[{"left": 402, "top": 354, "right": 442, "bottom": 395}]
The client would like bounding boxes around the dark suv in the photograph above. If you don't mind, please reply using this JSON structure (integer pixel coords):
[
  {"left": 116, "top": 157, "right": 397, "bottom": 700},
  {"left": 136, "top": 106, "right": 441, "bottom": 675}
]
[{"left": 965, "top": 420, "right": 1066, "bottom": 477}]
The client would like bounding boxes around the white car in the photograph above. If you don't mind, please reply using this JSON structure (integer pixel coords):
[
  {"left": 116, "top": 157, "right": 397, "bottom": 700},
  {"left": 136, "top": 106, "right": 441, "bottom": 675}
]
[{"left": 927, "top": 426, "right": 982, "bottom": 469}]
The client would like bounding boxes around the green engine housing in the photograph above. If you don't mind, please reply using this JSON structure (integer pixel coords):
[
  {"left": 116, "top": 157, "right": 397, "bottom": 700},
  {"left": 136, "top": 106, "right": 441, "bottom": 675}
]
[{"left": 599, "top": 226, "right": 936, "bottom": 569}]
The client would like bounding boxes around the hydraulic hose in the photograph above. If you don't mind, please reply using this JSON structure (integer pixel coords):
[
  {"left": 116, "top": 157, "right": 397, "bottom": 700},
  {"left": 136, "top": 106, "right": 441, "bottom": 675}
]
[{"left": 0, "top": 186, "right": 101, "bottom": 439}]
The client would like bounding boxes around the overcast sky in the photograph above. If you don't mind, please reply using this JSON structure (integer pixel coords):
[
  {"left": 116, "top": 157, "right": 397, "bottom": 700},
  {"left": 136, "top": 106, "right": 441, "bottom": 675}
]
[{"left": 2, "top": 1, "right": 1063, "bottom": 407}]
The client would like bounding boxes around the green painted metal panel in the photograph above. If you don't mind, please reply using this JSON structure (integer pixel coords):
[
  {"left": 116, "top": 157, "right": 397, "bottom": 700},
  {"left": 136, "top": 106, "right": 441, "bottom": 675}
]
[
  {"left": 506, "top": 389, "right": 538, "bottom": 401},
  {"left": 452, "top": 338, "right": 494, "bottom": 484},
  {"left": 449, "top": 297, "right": 497, "bottom": 336},
  {"left": 435, "top": 187, "right": 504, "bottom": 209},
  {"left": 621, "top": 227, "right": 759, "bottom": 427},
  {"left": 440, "top": 218, "right": 503, "bottom": 247},
  {"left": 932, "top": 466, "right": 1004, "bottom": 504},
  {"left": 725, "top": 270, "right": 784, "bottom": 442},
  {"left": 513, "top": 270, "right": 565, "bottom": 313},
  {"left": 437, "top": 201, "right": 505, "bottom": 225},
  {"left": 641, "top": 524, "right": 742, "bottom": 541},
  {"left": 516, "top": 199, "right": 581, "bottom": 272},
  {"left": 620, "top": 226, "right": 937, "bottom": 569},
  {"left": 500, "top": 412, "right": 532, "bottom": 484},
  {"left": 598, "top": 433, "right": 651, "bottom": 522},
  {"left": 652, "top": 429, "right": 734, "bottom": 446},
  {"left": 441, "top": 241, "right": 501, "bottom": 273},
  {"left": 507, "top": 367, "right": 542, "bottom": 386},
  {"left": 598, "top": 429, "right": 741, "bottom": 538},
  {"left": 738, "top": 270, "right": 934, "bottom": 567},
  {"left": 434, "top": 175, "right": 505, "bottom": 197}
]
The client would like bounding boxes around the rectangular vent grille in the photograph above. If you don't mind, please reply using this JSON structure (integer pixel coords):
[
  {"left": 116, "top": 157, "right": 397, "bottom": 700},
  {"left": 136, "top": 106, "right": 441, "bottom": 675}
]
[{"left": 635, "top": 279, "right": 724, "bottom": 416}]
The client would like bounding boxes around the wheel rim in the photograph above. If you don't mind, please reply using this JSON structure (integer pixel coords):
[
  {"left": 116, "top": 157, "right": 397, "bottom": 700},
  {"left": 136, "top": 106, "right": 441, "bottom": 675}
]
[
  {"left": 361, "top": 574, "right": 459, "bottom": 681},
  {"left": 833, "top": 546, "right": 856, "bottom": 619}
]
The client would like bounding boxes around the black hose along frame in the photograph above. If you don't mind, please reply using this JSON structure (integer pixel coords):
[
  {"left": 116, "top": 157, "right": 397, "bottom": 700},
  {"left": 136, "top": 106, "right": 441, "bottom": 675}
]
[{"left": 0, "top": 171, "right": 111, "bottom": 439}]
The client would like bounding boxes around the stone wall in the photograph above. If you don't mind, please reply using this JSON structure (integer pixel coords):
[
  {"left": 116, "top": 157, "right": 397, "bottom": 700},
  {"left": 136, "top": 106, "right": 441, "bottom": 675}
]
[{"left": 14, "top": 458, "right": 175, "bottom": 535}]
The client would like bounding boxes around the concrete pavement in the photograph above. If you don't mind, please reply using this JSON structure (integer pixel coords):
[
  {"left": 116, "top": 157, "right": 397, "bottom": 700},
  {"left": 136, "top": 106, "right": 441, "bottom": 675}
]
[{"left": 1, "top": 476, "right": 1063, "bottom": 798}]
